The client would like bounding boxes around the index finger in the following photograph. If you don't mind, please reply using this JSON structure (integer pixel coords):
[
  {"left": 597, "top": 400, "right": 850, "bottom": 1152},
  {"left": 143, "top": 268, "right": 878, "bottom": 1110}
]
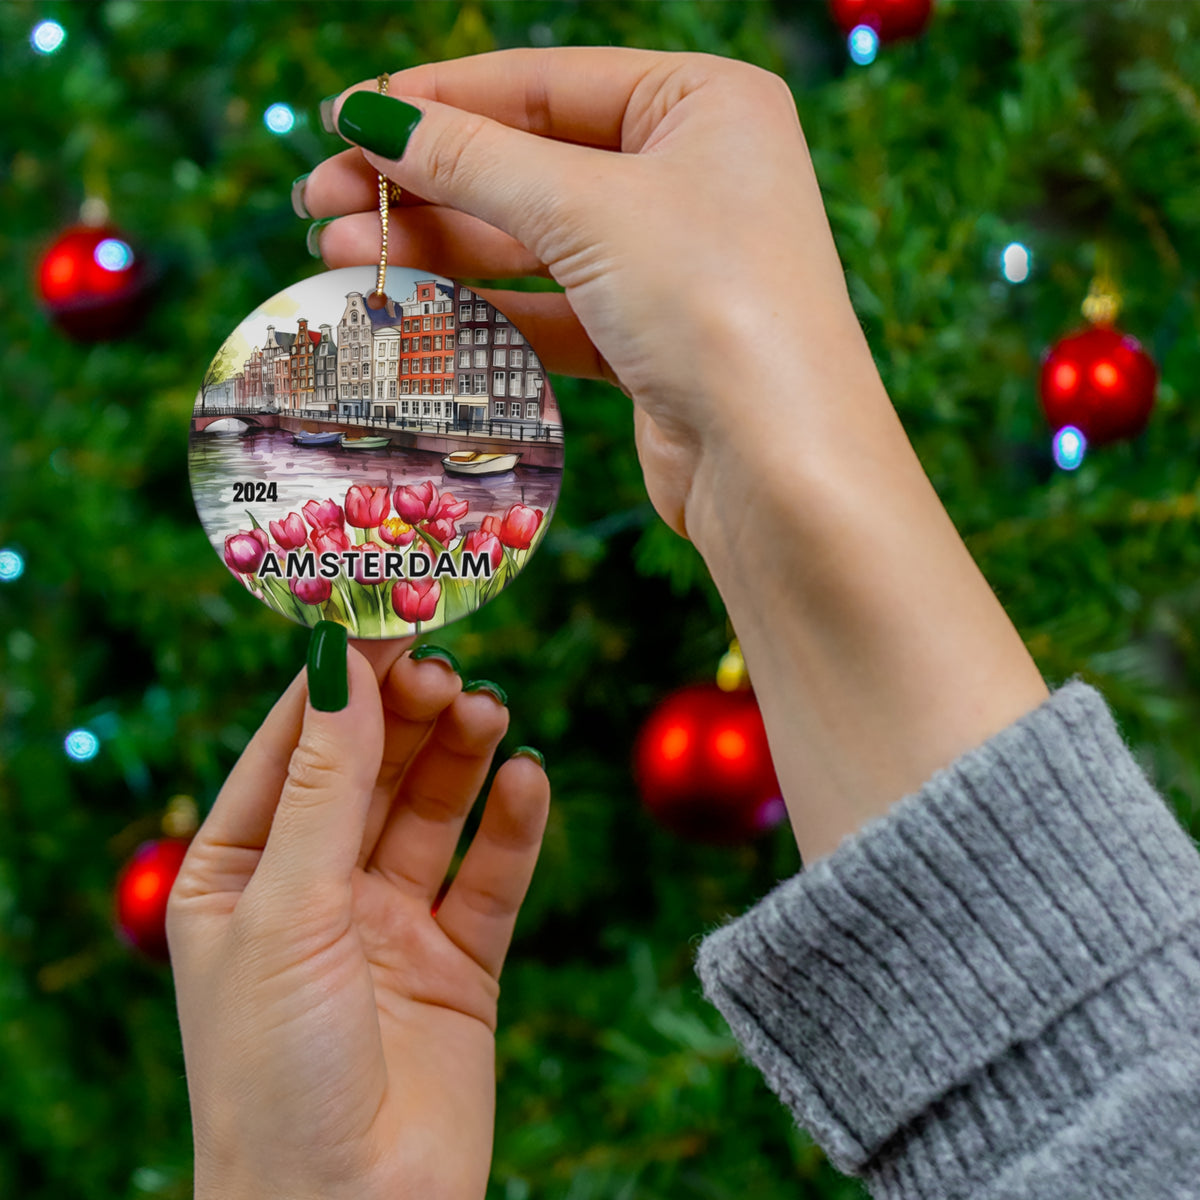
[{"left": 331, "top": 45, "right": 672, "bottom": 151}]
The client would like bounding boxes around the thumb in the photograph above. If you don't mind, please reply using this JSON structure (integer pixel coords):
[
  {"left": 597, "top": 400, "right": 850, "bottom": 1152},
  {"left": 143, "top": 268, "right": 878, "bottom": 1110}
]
[
  {"left": 330, "top": 88, "right": 614, "bottom": 261},
  {"left": 252, "top": 622, "right": 384, "bottom": 906}
]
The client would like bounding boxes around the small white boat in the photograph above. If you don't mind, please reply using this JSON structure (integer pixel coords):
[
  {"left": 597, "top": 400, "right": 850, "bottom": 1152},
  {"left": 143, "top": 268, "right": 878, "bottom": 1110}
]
[{"left": 442, "top": 450, "right": 521, "bottom": 476}]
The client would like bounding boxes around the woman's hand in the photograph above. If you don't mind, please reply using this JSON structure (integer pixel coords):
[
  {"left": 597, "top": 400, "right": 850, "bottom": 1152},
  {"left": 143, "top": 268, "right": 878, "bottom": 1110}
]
[
  {"left": 300, "top": 47, "right": 881, "bottom": 550},
  {"left": 167, "top": 629, "right": 549, "bottom": 1200}
]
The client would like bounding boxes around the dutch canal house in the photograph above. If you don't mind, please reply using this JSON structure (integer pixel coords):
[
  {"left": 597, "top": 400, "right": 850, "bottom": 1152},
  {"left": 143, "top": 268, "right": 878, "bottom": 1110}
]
[
  {"left": 260, "top": 325, "right": 296, "bottom": 411},
  {"left": 398, "top": 280, "right": 457, "bottom": 425},
  {"left": 337, "top": 290, "right": 399, "bottom": 420}
]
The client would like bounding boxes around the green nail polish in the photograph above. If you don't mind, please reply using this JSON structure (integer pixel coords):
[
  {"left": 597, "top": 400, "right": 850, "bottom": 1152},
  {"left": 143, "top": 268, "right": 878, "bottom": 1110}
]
[
  {"left": 410, "top": 644, "right": 461, "bottom": 674},
  {"left": 463, "top": 679, "right": 508, "bottom": 707},
  {"left": 319, "top": 93, "right": 339, "bottom": 134},
  {"left": 512, "top": 745, "right": 545, "bottom": 769},
  {"left": 336, "top": 91, "right": 423, "bottom": 160},
  {"left": 307, "top": 620, "right": 348, "bottom": 712},
  {"left": 306, "top": 217, "right": 335, "bottom": 258},
  {"left": 290, "top": 173, "right": 311, "bottom": 219}
]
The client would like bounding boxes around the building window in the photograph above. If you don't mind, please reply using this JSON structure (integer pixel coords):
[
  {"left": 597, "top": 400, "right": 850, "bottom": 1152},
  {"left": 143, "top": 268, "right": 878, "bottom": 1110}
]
[
  {"left": 459, "top": 286, "right": 472, "bottom": 300},
  {"left": 508, "top": 372, "right": 521, "bottom": 396},
  {"left": 388, "top": 342, "right": 398, "bottom": 358},
  {"left": 351, "top": 365, "right": 358, "bottom": 378},
  {"left": 433, "top": 357, "right": 442, "bottom": 372},
  {"left": 423, "top": 317, "right": 431, "bottom": 330},
  {"left": 495, "top": 310, "right": 508, "bottom": 323},
  {"left": 459, "top": 330, "right": 470, "bottom": 346},
  {"left": 510, "top": 402, "right": 521, "bottom": 418},
  {"left": 421, "top": 336, "right": 431, "bottom": 351},
  {"left": 423, "top": 401, "right": 432, "bottom": 415},
  {"left": 433, "top": 316, "right": 442, "bottom": 330},
  {"left": 458, "top": 375, "right": 469, "bottom": 393},
  {"left": 474, "top": 328, "right": 487, "bottom": 344},
  {"left": 459, "top": 305, "right": 471, "bottom": 322},
  {"left": 445, "top": 316, "right": 454, "bottom": 330},
  {"left": 493, "top": 348, "right": 507, "bottom": 366},
  {"left": 528, "top": 351, "right": 539, "bottom": 369},
  {"left": 401, "top": 400, "right": 410, "bottom": 413},
  {"left": 527, "top": 374, "right": 541, "bottom": 398},
  {"left": 341, "top": 366, "right": 348, "bottom": 378},
  {"left": 423, "top": 358, "right": 432, "bottom": 374},
  {"left": 402, "top": 381, "right": 410, "bottom": 395},
  {"left": 473, "top": 374, "right": 486, "bottom": 395},
  {"left": 403, "top": 319, "right": 411, "bottom": 332},
  {"left": 511, "top": 330, "right": 524, "bottom": 345},
  {"left": 511, "top": 349, "right": 524, "bottom": 368},
  {"left": 474, "top": 304, "right": 487, "bottom": 320},
  {"left": 351, "top": 311, "right": 358, "bottom": 323},
  {"left": 526, "top": 402, "right": 538, "bottom": 418},
  {"left": 388, "top": 380, "right": 396, "bottom": 398},
  {"left": 402, "top": 339, "right": 410, "bottom": 352},
  {"left": 494, "top": 327, "right": 508, "bottom": 344},
  {"left": 493, "top": 402, "right": 505, "bottom": 417},
  {"left": 433, "top": 336, "right": 442, "bottom": 351},
  {"left": 493, "top": 371, "right": 506, "bottom": 396}
]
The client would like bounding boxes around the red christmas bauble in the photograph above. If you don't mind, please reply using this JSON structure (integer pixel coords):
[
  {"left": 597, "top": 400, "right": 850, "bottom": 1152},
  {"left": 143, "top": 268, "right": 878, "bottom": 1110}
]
[
  {"left": 1039, "top": 325, "right": 1157, "bottom": 447},
  {"left": 829, "top": 0, "right": 933, "bottom": 41},
  {"left": 37, "top": 224, "right": 150, "bottom": 341},
  {"left": 113, "top": 838, "right": 191, "bottom": 961},
  {"left": 633, "top": 683, "right": 785, "bottom": 845}
]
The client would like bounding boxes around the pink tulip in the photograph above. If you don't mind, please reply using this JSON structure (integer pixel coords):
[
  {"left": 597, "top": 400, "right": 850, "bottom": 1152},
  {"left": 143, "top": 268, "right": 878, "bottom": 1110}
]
[
  {"left": 352, "top": 542, "right": 388, "bottom": 587},
  {"left": 308, "top": 525, "right": 351, "bottom": 555},
  {"left": 498, "top": 504, "right": 544, "bottom": 550},
  {"left": 393, "top": 480, "right": 438, "bottom": 525},
  {"left": 223, "top": 529, "right": 268, "bottom": 574},
  {"left": 379, "top": 517, "right": 417, "bottom": 547},
  {"left": 391, "top": 576, "right": 440, "bottom": 623},
  {"left": 481, "top": 514, "right": 503, "bottom": 537},
  {"left": 302, "top": 497, "right": 344, "bottom": 530},
  {"left": 290, "top": 577, "right": 332, "bottom": 605},
  {"left": 463, "top": 530, "right": 503, "bottom": 571},
  {"left": 345, "top": 484, "right": 390, "bottom": 529},
  {"left": 269, "top": 512, "right": 308, "bottom": 550}
]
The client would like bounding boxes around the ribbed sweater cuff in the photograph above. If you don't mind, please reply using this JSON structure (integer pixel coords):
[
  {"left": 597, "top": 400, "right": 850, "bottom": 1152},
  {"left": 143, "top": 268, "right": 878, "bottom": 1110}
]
[{"left": 693, "top": 677, "right": 1200, "bottom": 1180}]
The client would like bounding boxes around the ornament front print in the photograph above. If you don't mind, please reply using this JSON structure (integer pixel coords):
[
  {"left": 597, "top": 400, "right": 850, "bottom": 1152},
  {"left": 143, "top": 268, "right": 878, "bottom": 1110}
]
[{"left": 189, "top": 266, "right": 564, "bottom": 638}]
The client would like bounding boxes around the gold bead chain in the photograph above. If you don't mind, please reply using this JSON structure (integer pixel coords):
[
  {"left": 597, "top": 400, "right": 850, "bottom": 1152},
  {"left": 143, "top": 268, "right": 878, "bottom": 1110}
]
[{"left": 369, "top": 73, "right": 403, "bottom": 309}]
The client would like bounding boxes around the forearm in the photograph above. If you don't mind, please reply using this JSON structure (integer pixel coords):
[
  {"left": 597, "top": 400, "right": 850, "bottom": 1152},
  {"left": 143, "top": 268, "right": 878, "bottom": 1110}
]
[{"left": 687, "top": 324, "right": 1049, "bottom": 864}]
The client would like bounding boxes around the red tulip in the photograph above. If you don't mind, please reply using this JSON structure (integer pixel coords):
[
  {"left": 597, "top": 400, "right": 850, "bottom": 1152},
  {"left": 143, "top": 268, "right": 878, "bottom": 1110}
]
[
  {"left": 498, "top": 504, "right": 543, "bottom": 550},
  {"left": 308, "top": 525, "right": 351, "bottom": 555},
  {"left": 422, "top": 517, "right": 459, "bottom": 546},
  {"left": 481, "top": 514, "right": 503, "bottom": 537},
  {"left": 393, "top": 480, "right": 439, "bottom": 525},
  {"left": 463, "top": 530, "right": 503, "bottom": 571},
  {"left": 379, "top": 517, "right": 417, "bottom": 547},
  {"left": 352, "top": 542, "right": 389, "bottom": 587},
  {"left": 391, "top": 576, "right": 440, "bottom": 623},
  {"left": 432, "top": 492, "right": 469, "bottom": 523},
  {"left": 345, "top": 484, "right": 390, "bottom": 529},
  {"left": 302, "top": 497, "right": 344, "bottom": 530},
  {"left": 269, "top": 512, "right": 308, "bottom": 550},
  {"left": 290, "top": 576, "right": 332, "bottom": 605},
  {"left": 224, "top": 529, "right": 268, "bottom": 574}
]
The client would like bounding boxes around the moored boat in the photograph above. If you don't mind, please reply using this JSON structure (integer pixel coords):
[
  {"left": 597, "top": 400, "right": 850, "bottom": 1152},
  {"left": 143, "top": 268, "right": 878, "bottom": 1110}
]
[
  {"left": 441, "top": 450, "right": 521, "bottom": 476},
  {"left": 292, "top": 430, "right": 342, "bottom": 447},
  {"left": 340, "top": 435, "right": 391, "bottom": 449}
]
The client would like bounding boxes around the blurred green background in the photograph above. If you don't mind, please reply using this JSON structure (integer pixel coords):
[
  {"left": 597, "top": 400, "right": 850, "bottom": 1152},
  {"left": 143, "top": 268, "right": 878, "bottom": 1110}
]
[{"left": 3, "top": 1, "right": 1200, "bottom": 1197}]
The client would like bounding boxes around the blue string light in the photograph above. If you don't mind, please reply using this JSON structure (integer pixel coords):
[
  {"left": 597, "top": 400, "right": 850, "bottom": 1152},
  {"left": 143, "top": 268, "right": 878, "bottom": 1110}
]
[
  {"left": 264, "top": 103, "right": 296, "bottom": 135},
  {"left": 94, "top": 238, "right": 134, "bottom": 272},
  {"left": 31, "top": 20, "right": 66, "bottom": 54},
  {"left": 1001, "top": 242, "right": 1032, "bottom": 284},
  {"left": 1053, "top": 425, "right": 1087, "bottom": 471},
  {"left": 0, "top": 548, "right": 24, "bottom": 582},
  {"left": 848, "top": 25, "right": 880, "bottom": 66},
  {"left": 65, "top": 729, "right": 101, "bottom": 762}
]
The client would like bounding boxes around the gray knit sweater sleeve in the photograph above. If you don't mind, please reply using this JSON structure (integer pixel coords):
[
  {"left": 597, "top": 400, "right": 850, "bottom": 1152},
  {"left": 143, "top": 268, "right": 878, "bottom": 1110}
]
[{"left": 693, "top": 678, "right": 1200, "bottom": 1198}]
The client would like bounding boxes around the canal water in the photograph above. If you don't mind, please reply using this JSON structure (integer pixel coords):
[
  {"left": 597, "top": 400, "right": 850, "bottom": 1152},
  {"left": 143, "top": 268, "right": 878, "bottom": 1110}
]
[{"left": 189, "top": 427, "right": 561, "bottom": 554}]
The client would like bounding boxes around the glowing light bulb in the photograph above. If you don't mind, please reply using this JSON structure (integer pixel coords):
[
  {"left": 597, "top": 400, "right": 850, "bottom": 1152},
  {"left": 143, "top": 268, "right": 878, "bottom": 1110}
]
[
  {"left": 713, "top": 728, "right": 748, "bottom": 762},
  {"left": 0, "top": 548, "right": 24, "bottom": 581},
  {"left": 1001, "top": 242, "right": 1031, "bottom": 283},
  {"left": 65, "top": 729, "right": 100, "bottom": 762},
  {"left": 1053, "top": 425, "right": 1086, "bottom": 471},
  {"left": 848, "top": 25, "right": 880, "bottom": 65},
  {"left": 659, "top": 724, "right": 689, "bottom": 762},
  {"left": 264, "top": 103, "right": 296, "bottom": 135},
  {"left": 31, "top": 20, "right": 66, "bottom": 54},
  {"left": 94, "top": 239, "right": 134, "bottom": 272}
]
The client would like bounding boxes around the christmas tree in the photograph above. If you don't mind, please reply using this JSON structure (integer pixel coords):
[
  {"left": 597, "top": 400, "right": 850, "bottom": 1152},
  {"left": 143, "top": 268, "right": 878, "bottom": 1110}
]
[{"left": 2, "top": 2, "right": 1199, "bottom": 1197}]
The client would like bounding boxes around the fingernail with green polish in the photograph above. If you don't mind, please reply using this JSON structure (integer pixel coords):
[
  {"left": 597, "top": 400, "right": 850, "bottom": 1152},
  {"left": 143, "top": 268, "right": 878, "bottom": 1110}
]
[
  {"left": 307, "top": 620, "right": 348, "bottom": 712},
  {"left": 410, "top": 644, "right": 461, "bottom": 674},
  {"left": 336, "top": 91, "right": 424, "bottom": 160},
  {"left": 512, "top": 745, "right": 545, "bottom": 769},
  {"left": 290, "top": 173, "right": 311, "bottom": 219},
  {"left": 463, "top": 679, "right": 508, "bottom": 706},
  {"left": 319, "top": 93, "right": 339, "bottom": 134},
  {"left": 306, "top": 217, "right": 335, "bottom": 258}
]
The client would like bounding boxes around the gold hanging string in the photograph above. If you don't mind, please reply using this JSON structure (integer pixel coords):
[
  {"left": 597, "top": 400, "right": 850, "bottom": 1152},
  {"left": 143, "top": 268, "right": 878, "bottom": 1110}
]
[
  {"left": 1082, "top": 243, "right": 1121, "bottom": 327},
  {"left": 367, "top": 73, "right": 405, "bottom": 310}
]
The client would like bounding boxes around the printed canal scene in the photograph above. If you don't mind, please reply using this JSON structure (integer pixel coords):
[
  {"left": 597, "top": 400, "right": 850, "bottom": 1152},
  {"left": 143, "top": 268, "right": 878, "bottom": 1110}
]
[{"left": 188, "top": 266, "right": 564, "bottom": 637}]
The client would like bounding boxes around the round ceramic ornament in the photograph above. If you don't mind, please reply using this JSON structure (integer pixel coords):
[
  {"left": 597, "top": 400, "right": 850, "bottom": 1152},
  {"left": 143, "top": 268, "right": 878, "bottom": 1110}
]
[{"left": 188, "top": 264, "right": 564, "bottom": 637}]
